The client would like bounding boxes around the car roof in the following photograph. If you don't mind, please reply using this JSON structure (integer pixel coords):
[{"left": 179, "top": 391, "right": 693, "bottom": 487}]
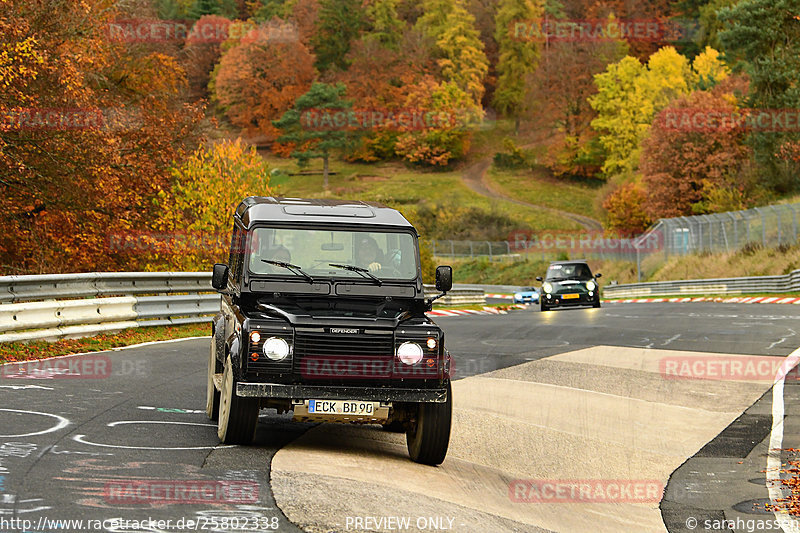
[
  {"left": 235, "top": 197, "right": 416, "bottom": 231},
  {"left": 548, "top": 260, "right": 589, "bottom": 265}
]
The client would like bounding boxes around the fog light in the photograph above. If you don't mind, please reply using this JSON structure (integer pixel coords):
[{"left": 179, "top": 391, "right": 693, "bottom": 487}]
[
  {"left": 426, "top": 338, "right": 437, "bottom": 349},
  {"left": 250, "top": 331, "right": 261, "bottom": 344},
  {"left": 589, "top": 291, "right": 594, "bottom": 297}
]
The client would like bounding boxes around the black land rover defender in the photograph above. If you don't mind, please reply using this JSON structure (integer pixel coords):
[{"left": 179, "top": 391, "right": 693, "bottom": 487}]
[{"left": 206, "top": 197, "right": 454, "bottom": 466}]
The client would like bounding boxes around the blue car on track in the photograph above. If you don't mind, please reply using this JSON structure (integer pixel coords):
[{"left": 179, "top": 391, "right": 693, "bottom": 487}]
[{"left": 513, "top": 287, "right": 540, "bottom": 304}]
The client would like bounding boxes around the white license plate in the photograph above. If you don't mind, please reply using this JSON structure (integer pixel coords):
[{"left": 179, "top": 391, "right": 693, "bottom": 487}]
[{"left": 308, "top": 400, "right": 376, "bottom": 415}]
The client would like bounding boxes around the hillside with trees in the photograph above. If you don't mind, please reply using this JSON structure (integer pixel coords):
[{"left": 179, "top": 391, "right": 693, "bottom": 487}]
[{"left": 2, "top": 0, "right": 798, "bottom": 274}]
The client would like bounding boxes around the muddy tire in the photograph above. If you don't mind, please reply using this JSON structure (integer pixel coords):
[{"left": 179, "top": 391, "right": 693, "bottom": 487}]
[
  {"left": 407, "top": 382, "right": 452, "bottom": 466},
  {"left": 217, "top": 355, "right": 259, "bottom": 444}
]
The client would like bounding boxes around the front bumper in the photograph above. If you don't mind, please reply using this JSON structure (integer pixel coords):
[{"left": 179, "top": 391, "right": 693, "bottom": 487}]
[
  {"left": 236, "top": 382, "right": 448, "bottom": 403},
  {"left": 544, "top": 293, "right": 598, "bottom": 307}
]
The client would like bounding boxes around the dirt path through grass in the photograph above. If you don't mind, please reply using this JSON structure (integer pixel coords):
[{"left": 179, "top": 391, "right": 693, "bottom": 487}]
[{"left": 461, "top": 157, "right": 603, "bottom": 231}]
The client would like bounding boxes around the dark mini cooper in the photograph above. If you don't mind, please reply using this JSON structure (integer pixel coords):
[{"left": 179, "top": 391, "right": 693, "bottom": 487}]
[
  {"left": 207, "top": 197, "right": 453, "bottom": 466},
  {"left": 536, "top": 260, "right": 602, "bottom": 311}
]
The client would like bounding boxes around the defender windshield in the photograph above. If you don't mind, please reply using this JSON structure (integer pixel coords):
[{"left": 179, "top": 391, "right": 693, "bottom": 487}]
[
  {"left": 546, "top": 263, "right": 593, "bottom": 280},
  {"left": 247, "top": 227, "right": 419, "bottom": 280}
]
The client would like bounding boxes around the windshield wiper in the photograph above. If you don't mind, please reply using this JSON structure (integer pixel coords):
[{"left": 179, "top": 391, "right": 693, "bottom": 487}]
[
  {"left": 261, "top": 259, "right": 315, "bottom": 283},
  {"left": 328, "top": 263, "right": 382, "bottom": 286}
]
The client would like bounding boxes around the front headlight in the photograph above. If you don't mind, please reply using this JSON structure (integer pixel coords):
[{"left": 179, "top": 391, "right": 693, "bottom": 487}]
[
  {"left": 542, "top": 282, "right": 553, "bottom": 294},
  {"left": 397, "top": 341, "right": 423, "bottom": 365},
  {"left": 514, "top": 293, "right": 522, "bottom": 299},
  {"left": 586, "top": 280, "right": 596, "bottom": 291},
  {"left": 263, "top": 337, "right": 290, "bottom": 361}
]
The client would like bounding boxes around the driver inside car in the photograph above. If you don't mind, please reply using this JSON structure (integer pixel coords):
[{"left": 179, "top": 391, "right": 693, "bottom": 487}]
[{"left": 355, "top": 236, "right": 385, "bottom": 273}]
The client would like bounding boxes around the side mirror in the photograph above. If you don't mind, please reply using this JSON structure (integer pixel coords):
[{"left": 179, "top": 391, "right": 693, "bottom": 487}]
[
  {"left": 435, "top": 265, "right": 453, "bottom": 293},
  {"left": 595, "top": 273, "right": 602, "bottom": 278},
  {"left": 212, "top": 263, "right": 229, "bottom": 291},
  {"left": 536, "top": 276, "right": 543, "bottom": 282}
]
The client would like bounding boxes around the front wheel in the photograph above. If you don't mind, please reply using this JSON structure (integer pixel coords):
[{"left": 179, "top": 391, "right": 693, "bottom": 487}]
[
  {"left": 407, "top": 382, "right": 452, "bottom": 466},
  {"left": 540, "top": 301, "right": 550, "bottom": 312},
  {"left": 593, "top": 300, "right": 602, "bottom": 308},
  {"left": 217, "top": 355, "right": 259, "bottom": 445}
]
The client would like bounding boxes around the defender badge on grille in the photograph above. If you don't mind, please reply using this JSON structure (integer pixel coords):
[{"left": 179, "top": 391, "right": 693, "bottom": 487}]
[{"left": 329, "top": 328, "right": 359, "bottom": 334}]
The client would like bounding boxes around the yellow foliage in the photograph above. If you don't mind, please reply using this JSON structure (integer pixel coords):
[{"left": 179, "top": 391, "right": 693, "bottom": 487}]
[
  {"left": 692, "top": 46, "right": 730, "bottom": 87},
  {"left": 151, "top": 139, "right": 273, "bottom": 270}
]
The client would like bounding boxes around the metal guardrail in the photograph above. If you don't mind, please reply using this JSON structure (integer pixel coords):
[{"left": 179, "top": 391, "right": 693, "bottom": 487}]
[
  {"left": 0, "top": 273, "right": 486, "bottom": 343},
  {"left": 0, "top": 272, "right": 211, "bottom": 303},
  {"left": 603, "top": 270, "right": 800, "bottom": 299}
]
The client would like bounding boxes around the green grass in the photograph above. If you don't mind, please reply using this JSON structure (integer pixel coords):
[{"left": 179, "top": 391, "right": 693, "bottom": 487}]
[
  {"left": 0, "top": 323, "right": 210, "bottom": 362},
  {"left": 486, "top": 166, "right": 603, "bottom": 220},
  {"left": 261, "top": 154, "right": 583, "bottom": 235}
]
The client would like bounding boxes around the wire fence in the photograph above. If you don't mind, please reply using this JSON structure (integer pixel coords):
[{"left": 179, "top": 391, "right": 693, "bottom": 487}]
[
  {"left": 430, "top": 202, "right": 800, "bottom": 281},
  {"left": 648, "top": 203, "right": 800, "bottom": 258},
  {"left": 430, "top": 237, "right": 641, "bottom": 262}
]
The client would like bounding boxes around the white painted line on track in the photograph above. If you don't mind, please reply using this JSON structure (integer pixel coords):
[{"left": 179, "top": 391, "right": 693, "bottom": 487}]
[{"left": 769, "top": 347, "right": 800, "bottom": 532}]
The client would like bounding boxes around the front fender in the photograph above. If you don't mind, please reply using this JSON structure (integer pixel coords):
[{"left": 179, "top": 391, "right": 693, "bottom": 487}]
[{"left": 228, "top": 336, "right": 243, "bottom": 382}]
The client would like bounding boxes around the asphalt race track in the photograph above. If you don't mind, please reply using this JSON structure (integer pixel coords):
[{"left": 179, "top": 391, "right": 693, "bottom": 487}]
[{"left": 1, "top": 302, "right": 799, "bottom": 532}]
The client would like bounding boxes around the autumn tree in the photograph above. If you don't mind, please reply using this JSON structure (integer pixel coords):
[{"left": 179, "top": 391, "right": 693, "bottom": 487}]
[
  {"left": 183, "top": 15, "right": 232, "bottom": 100},
  {"left": 213, "top": 24, "right": 316, "bottom": 140},
  {"left": 311, "top": 0, "right": 368, "bottom": 72},
  {"left": 602, "top": 183, "right": 651, "bottom": 235},
  {"left": 524, "top": 15, "right": 627, "bottom": 177},
  {"left": 289, "top": 0, "right": 320, "bottom": 47},
  {"left": 273, "top": 83, "right": 354, "bottom": 189},
  {"left": 0, "top": 0, "right": 205, "bottom": 273},
  {"left": 641, "top": 89, "right": 751, "bottom": 219},
  {"left": 148, "top": 140, "right": 272, "bottom": 271},
  {"left": 417, "top": 0, "right": 488, "bottom": 105},
  {"left": 493, "top": 0, "right": 542, "bottom": 134},
  {"left": 590, "top": 47, "right": 692, "bottom": 178},
  {"left": 394, "top": 80, "right": 479, "bottom": 166}
]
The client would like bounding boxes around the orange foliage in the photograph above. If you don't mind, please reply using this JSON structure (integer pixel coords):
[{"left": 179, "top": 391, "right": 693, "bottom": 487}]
[
  {"left": 602, "top": 182, "right": 651, "bottom": 235},
  {"left": 213, "top": 21, "right": 316, "bottom": 140},
  {"left": 0, "top": 0, "right": 205, "bottom": 273}
]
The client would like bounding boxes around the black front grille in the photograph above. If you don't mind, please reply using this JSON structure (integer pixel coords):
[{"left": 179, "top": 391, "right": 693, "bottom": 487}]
[{"left": 294, "top": 329, "right": 394, "bottom": 382}]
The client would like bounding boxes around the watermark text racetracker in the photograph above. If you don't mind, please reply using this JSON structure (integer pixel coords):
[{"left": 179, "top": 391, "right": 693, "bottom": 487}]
[
  {"left": 509, "top": 18, "right": 699, "bottom": 43},
  {"left": 509, "top": 479, "right": 663, "bottom": 503},
  {"left": 508, "top": 230, "right": 663, "bottom": 256},
  {"left": 660, "top": 355, "right": 800, "bottom": 381},
  {"left": 1, "top": 355, "right": 148, "bottom": 379},
  {"left": 104, "top": 480, "right": 258, "bottom": 505}
]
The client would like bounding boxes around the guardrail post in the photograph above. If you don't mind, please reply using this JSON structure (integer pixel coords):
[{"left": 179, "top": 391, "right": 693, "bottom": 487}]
[
  {"left": 450, "top": 240, "right": 454, "bottom": 257},
  {"left": 487, "top": 241, "right": 493, "bottom": 261}
]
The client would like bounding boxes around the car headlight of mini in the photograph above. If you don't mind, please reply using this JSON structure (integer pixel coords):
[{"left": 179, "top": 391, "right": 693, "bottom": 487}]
[
  {"left": 542, "top": 282, "right": 553, "bottom": 294},
  {"left": 586, "top": 280, "right": 596, "bottom": 291},
  {"left": 263, "top": 337, "right": 290, "bottom": 361},
  {"left": 397, "top": 341, "right": 424, "bottom": 365}
]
